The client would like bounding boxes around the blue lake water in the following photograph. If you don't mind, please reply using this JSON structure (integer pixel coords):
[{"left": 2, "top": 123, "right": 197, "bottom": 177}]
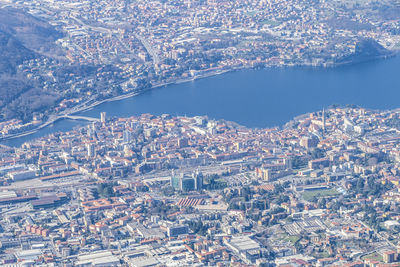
[{"left": 3, "top": 55, "right": 400, "bottom": 147}]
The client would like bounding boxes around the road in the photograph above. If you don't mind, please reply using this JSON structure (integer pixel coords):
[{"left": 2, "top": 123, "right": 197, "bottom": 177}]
[
  {"left": 359, "top": 220, "right": 396, "bottom": 248},
  {"left": 134, "top": 33, "right": 161, "bottom": 65}
]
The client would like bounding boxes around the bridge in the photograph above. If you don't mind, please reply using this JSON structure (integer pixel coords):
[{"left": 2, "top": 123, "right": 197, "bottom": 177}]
[{"left": 63, "top": 115, "right": 100, "bottom": 122}]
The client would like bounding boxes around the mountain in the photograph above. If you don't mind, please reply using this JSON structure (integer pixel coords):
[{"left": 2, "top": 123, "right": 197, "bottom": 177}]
[
  {"left": 0, "top": 7, "right": 63, "bottom": 121},
  {"left": 335, "top": 38, "right": 393, "bottom": 65},
  {"left": 0, "top": 30, "right": 36, "bottom": 75},
  {"left": 0, "top": 7, "right": 63, "bottom": 55},
  {"left": 0, "top": 7, "right": 65, "bottom": 74}
]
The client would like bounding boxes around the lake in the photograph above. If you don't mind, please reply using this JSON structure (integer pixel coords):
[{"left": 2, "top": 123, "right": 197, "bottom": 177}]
[{"left": 3, "top": 55, "right": 400, "bottom": 147}]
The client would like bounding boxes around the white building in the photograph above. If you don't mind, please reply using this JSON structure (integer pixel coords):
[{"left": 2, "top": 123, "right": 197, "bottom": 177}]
[{"left": 75, "top": 251, "right": 120, "bottom": 267}]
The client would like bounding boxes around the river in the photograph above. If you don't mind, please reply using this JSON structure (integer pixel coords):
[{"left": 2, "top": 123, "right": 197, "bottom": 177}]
[{"left": 2, "top": 55, "right": 400, "bottom": 147}]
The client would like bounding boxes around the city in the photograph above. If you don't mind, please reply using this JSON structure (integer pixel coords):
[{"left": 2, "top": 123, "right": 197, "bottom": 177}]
[
  {"left": 2, "top": 107, "right": 400, "bottom": 265},
  {"left": 0, "top": 0, "right": 399, "bottom": 139}
]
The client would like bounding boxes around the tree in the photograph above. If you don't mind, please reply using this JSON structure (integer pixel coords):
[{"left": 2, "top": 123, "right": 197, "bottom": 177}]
[
  {"left": 97, "top": 182, "right": 115, "bottom": 198},
  {"left": 318, "top": 198, "right": 327, "bottom": 209},
  {"left": 276, "top": 195, "right": 290, "bottom": 205},
  {"left": 274, "top": 184, "right": 284, "bottom": 194},
  {"left": 356, "top": 178, "right": 364, "bottom": 193},
  {"left": 162, "top": 186, "right": 175, "bottom": 196},
  {"left": 311, "top": 148, "right": 325, "bottom": 159}
]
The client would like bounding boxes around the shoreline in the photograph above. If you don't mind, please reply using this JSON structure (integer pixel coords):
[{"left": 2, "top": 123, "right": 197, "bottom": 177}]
[
  {"left": 0, "top": 53, "right": 397, "bottom": 143},
  {"left": 0, "top": 68, "right": 232, "bottom": 142}
]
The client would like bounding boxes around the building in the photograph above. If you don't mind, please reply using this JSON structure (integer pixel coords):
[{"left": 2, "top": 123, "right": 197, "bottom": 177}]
[
  {"left": 7, "top": 170, "right": 36, "bottom": 181},
  {"left": 15, "top": 249, "right": 42, "bottom": 262},
  {"left": 194, "top": 170, "right": 203, "bottom": 190},
  {"left": 170, "top": 171, "right": 203, "bottom": 191},
  {"left": 100, "top": 112, "right": 106, "bottom": 123},
  {"left": 87, "top": 143, "right": 96, "bottom": 157},
  {"left": 144, "top": 128, "right": 157, "bottom": 138},
  {"left": 384, "top": 220, "right": 400, "bottom": 231},
  {"left": 0, "top": 164, "right": 26, "bottom": 176},
  {"left": 167, "top": 225, "right": 188, "bottom": 237},
  {"left": 224, "top": 236, "right": 262, "bottom": 264},
  {"left": 30, "top": 194, "right": 67, "bottom": 209},
  {"left": 308, "top": 158, "right": 330, "bottom": 169},
  {"left": 75, "top": 251, "right": 120, "bottom": 267},
  {"left": 300, "top": 136, "right": 319, "bottom": 149},
  {"left": 123, "top": 130, "right": 133, "bottom": 143},
  {"left": 178, "top": 137, "right": 189, "bottom": 148},
  {"left": 383, "top": 250, "right": 396, "bottom": 263}
]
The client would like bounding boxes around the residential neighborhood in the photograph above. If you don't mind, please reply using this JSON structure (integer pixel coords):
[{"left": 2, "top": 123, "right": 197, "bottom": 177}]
[{"left": 2, "top": 107, "right": 400, "bottom": 265}]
